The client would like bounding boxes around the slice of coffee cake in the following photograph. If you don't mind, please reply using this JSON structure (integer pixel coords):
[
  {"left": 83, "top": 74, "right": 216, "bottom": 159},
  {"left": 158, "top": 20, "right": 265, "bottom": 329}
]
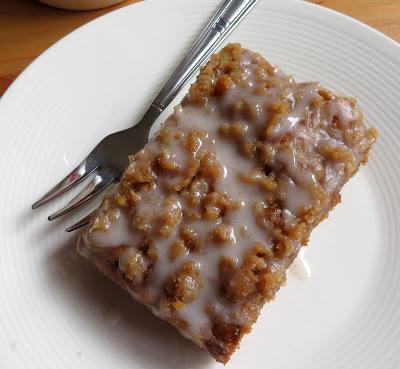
[{"left": 78, "top": 44, "right": 376, "bottom": 363}]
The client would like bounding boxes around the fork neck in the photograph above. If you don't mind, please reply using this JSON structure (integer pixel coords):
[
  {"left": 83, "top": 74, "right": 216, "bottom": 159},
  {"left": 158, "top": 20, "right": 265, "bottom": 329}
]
[
  {"left": 144, "top": 103, "right": 163, "bottom": 124},
  {"left": 136, "top": 103, "right": 164, "bottom": 136}
]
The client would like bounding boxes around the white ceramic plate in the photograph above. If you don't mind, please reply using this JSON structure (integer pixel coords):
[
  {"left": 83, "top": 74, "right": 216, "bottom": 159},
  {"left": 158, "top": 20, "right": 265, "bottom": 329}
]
[{"left": 1, "top": 1, "right": 399, "bottom": 368}]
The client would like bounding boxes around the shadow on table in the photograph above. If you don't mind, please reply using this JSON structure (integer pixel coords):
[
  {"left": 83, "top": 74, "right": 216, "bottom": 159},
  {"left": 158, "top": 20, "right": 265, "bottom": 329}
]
[{"left": 45, "top": 235, "right": 213, "bottom": 369}]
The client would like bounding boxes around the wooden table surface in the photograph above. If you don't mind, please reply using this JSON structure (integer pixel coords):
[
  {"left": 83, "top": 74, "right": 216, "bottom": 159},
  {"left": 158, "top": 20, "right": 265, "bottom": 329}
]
[{"left": 0, "top": 0, "right": 399, "bottom": 96}]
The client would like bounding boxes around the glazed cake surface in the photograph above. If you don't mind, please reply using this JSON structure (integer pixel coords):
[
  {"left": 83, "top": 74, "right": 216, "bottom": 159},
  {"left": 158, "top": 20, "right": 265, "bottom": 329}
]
[{"left": 79, "top": 44, "right": 376, "bottom": 363}]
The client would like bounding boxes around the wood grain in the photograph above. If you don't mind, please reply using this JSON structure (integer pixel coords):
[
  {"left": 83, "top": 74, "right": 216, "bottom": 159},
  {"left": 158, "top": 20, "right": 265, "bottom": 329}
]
[
  {"left": 314, "top": 0, "right": 400, "bottom": 41},
  {"left": 0, "top": 0, "right": 399, "bottom": 96}
]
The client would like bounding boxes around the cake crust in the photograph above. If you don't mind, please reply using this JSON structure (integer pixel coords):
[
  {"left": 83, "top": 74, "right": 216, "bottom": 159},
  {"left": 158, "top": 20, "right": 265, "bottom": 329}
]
[{"left": 79, "top": 43, "right": 376, "bottom": 363}]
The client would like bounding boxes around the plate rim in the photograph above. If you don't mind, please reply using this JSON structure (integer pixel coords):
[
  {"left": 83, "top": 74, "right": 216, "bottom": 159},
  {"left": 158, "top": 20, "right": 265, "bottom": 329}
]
[{"left": 0, "top": 1, "right": 399, "bottom": 368}]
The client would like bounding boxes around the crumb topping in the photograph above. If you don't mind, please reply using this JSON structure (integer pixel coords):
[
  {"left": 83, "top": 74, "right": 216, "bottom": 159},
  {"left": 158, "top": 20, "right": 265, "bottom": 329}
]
[{"left": 82, "top": 43, "right": 376, "bottom": 362}]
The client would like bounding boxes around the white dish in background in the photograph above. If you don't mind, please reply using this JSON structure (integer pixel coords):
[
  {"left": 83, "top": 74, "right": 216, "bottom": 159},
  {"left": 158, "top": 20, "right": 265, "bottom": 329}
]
[
  {"left": 0, "top": 1, "right": 399, "bottom": 368},
  {"left": 37, "top": 0, "right": 127, "bottom": 11}
]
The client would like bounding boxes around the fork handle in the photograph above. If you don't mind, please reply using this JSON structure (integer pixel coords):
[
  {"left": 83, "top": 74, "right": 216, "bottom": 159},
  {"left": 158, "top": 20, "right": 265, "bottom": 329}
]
[{"left": 149, "top": 0, "right": 259, "bottom": 113}]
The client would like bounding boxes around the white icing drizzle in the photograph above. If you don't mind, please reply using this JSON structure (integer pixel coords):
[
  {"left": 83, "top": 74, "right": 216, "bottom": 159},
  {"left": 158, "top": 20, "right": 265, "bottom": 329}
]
[
  {"left": 289, "top": 248, "right": 312, "bottom": 281},
  {"left": 271, "top": 84, "right": 319, "bottom": 139},
  {"left": 88, "top": 209, "right": 143, "bottom": 248},
  {"left": 284, "top": 177, "right": 312, "bottom": 216}
]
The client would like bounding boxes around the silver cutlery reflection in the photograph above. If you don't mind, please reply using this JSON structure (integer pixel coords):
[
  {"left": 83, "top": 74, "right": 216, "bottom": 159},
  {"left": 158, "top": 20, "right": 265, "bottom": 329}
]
[{"left": 32, "top": 0, "right": 259, "bottom": 231}]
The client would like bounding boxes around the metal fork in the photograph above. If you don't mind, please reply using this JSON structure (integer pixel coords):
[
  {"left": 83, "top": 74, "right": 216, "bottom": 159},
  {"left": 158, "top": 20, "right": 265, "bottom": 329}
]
[{"left": 32, "top": 0, "right": 259, "bottom": 231}]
